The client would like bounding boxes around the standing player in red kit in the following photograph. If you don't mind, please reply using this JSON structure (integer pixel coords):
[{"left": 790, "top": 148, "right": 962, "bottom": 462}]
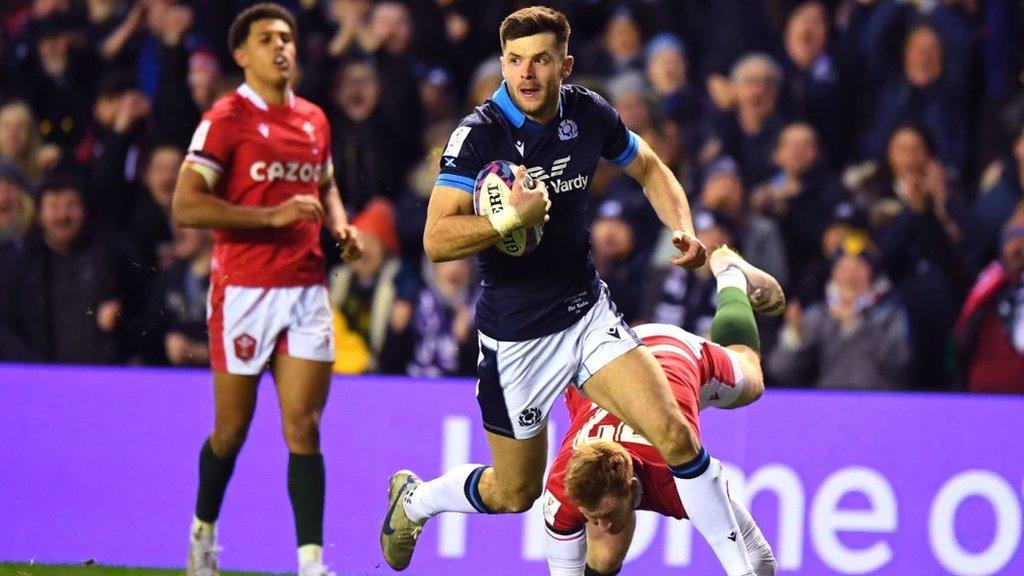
[
  {"left": 171, "top": 4, "right": 360, "bottom": 576},
  {"left": 543, "top": 247, "right": 778, "bottom": 576}
]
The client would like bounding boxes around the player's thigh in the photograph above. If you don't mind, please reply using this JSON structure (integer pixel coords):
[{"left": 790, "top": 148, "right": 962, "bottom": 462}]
[
  {"left": 585, "top": 513, "right": 636, "bottom": 573},
  {"left": 583, "top": 346, "right": 695, "bottom": 451},
  {"left": 271, "top": 354, "right": 333, "bottom": 421},
  {"left": 481, "top": 429, "right": 548, "bottom": 507},
  {"left": 211, "top": 371, "right": 260, "bottom": 447}
]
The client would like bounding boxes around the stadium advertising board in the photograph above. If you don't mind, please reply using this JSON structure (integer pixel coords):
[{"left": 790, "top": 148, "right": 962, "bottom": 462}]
[{"left": 1, "top": 365, "right": 1022, "bottom": 575}]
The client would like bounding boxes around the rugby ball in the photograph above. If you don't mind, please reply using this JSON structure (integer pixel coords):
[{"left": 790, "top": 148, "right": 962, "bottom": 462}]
[{"left": 473, "top": 160, "right": 543, "bottom": 257}]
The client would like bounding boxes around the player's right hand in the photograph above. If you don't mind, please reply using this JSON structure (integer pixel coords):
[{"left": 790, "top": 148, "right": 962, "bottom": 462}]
[
  {"left": 270, "top": 194, "right": 325, "bottom": 227},
  {"left": 509, "top": 165, "right": 551, "bottom": 228}
]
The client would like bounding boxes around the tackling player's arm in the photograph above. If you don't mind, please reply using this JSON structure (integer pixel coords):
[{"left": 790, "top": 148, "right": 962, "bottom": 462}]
[
  {"left": 423, "top": 167, "right": 550, "bottom": 262},
  {"left": 622, "top": 135, "right": 706, "bottom": 268},
  {"left": 172, "top": 160, "right": 324, "bottom": 229}
]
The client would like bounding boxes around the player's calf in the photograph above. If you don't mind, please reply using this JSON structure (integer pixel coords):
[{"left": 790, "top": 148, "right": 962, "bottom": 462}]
[{"left": 480, "top": 467, "right": 544, "bottom": 513}]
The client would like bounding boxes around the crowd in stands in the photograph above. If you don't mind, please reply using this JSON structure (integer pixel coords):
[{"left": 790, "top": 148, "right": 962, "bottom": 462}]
[{"left": 1, "top": 0, "right": 1022, "bottom": 392}]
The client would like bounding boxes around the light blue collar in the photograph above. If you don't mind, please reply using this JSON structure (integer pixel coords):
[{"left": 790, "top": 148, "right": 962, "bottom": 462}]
[{"left": 490, "top": 81, "right": 563, "bottom": 129}]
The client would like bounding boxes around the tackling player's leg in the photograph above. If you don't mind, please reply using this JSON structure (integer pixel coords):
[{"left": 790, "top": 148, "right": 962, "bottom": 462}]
[
  {"left": 188, "top": 372, "right": 259, "bottom": 576},
  {"left": 271, "top": 354, "right": 335, "bottom": 576},
  {"left": 581, "top": 248, "right": 784, "bottom": 576}
]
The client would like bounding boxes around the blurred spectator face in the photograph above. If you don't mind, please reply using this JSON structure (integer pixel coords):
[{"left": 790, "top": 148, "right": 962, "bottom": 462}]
[
  {"left": 830, "top": 253, "right": 873, "bottom": 303},
  {"left": 92, "top": 91, "right": 122, "bottom": 128},
  {"left": 774, "top": 123, "right": 819, "bottom": 176},
  {"left": 646, "top": 44, "right": 687, "bottom": 95},
  {"left": 32, "top": 0, "right": 69, "bottom": 18},
  {"left": 612, "top": 89, "right": 652, "bottom": 133},
  {"left": 37, "top": 32, "right": 70, "bottom": 77},
  {"left": 38, "top": 187, "right": 85, "bottom": 253},
  {"left": 172, "top": 226, "right": 212, "bottom": 261},
  {"left": 0, "top": 103, "right": 36, "bottom": 160},
  {"left": 604, "top": 13, "right": 641, "bottom": 62},
  {"left": 352, "top": 233, "right": 385, "bottom": 279},
  {"left": 887, "top": 127, "right": 930, "bottom": 179},
  {"left": 904, "top": 26, "right": 943, "bottom": 88},
  {"left": 371, "top": 2, "right": 413, "bottom": 56},
  {"left": 732, "top": 55, "right": 780, "bottom": 121},
  {"left": 145, "top": 145, "right": 184, "bottom": 211},
  {"left": 0, "top": 180, "right": 27, "bottom": 239},
  {"left": 640, "top": 124, "right": 681, "bottom": 169},
  {"left": 694, "top": 212, "right": 735, "bottom": 253},
  {"left": 468, "top": 58, "right": 503, "bottom": 108},
  {"left": 86, "top": 0, "right": 118, "bottom": 21},
  {"left": 419, "top": 70, "right": 453, "bottom": 122},
  {"left": 433, "top": 259, "right": 472, "bottom": 303},
  {"left": 700, "top": 173, "right": 745, "bottom": 218},
  {"left": 335, "top": 61, "right": 380, "bottom": 122},
  {"left": 591, "top": 217, "right": 634, "bottom": 265},
  {"left": 188, "top": 51, "right": 221, "bottom": 111},
  {"left": 785, "top": 2, "right": 828, "bottom": 70}
]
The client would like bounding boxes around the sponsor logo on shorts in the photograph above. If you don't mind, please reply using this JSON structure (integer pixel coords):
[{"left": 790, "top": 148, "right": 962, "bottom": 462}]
[
  {"left": 518, "top": 407, "right": 542, "bottom": 427},
  {"left": 606, "top": 326, "right": 620, "bottom": 339},
  {"left": 234, "top": 333, "right": 257, "bottom": 361}
]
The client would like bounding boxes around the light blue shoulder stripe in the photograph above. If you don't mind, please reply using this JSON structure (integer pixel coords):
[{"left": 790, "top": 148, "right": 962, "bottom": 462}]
[{"left": 436, "top": 173, "right": 475, "bottom": 193}]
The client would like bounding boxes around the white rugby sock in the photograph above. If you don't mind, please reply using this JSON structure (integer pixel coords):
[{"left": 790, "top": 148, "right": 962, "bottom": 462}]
[
  {"left": 716, "top": 265, "right": 748, "bottom": 294},
  {"left": 298, "top": 543, "right": 322, "bottom": 565},
  {"left": 190, "top": 516, "right": 215, "bottom": 542},
  {"left": 673, "top": 456, "right": 755, "bottom": 576},
  {"left": 404, "top": 463, "right": 491, "bottom": 523}
]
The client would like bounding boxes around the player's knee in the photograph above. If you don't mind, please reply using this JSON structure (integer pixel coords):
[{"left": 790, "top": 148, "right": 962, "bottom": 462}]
[
  {"left": 282, "top": 412, "right": 321, "bottom": 451},
  {"left": 651, "top": 415, "right": 699, "bottom": 461},
  {"left": 211, "top": 424, "right": 249, "bottom": 455}
]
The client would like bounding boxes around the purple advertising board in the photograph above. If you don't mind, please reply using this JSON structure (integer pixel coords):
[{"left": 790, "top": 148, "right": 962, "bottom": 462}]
[{"left": 1, "top": 364, "right": 1022, "bottom": 575}]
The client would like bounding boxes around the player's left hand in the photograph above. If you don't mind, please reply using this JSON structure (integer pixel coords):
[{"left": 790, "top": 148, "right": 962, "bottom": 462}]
[
  {"left": 333, "top": 223, "right": 363, "bottom": 262},
  {"left": 670, "top": 230, "right": 707, "bottom": 269}
]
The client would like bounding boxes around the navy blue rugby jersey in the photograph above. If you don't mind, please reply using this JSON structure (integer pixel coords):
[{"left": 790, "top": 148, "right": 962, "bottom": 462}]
[{"left": 435, "top": 81, "right": 640, "bottom": 341}]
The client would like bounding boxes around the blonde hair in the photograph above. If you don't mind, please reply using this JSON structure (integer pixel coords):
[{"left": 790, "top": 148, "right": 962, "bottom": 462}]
[
  {"left": 564, "top": 440, "right": 633, "bottom": 510},
  {"left": 0, "top": 101, "right": 43, "bottom": 180}
]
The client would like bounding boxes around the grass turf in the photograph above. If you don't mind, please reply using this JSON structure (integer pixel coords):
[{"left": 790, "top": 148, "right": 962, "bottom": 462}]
[{"left": 0, "top": 564, "right": 280, "bottom": 576}]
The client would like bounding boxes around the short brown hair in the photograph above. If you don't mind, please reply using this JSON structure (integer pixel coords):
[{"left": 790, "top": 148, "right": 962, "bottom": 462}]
[
  {"left": 499, "top": 6, "right": 570, "bottom": 53},
  {"left": 228, "top": 3, "right": 297, "bottom": 52},
  {"left": 564, "top": 440, "right": 633, "bottom": 510}
]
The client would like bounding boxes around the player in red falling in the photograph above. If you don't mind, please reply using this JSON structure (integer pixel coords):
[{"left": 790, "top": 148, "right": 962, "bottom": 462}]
[
  {"left": 543, "top": 247, "right": 779, "bottom": 576},
  {"left": 171, "top": 4, "right": 361, "bottom": 575}
]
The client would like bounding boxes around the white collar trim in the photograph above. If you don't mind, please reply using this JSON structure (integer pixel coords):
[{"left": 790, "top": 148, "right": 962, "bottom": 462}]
[{"left": 237, "top": 83, "right": 294, "bottom": 111}]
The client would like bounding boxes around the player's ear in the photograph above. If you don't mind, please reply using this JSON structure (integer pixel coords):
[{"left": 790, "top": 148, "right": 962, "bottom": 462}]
[
  {"left": 232, "top": 46, "right": 248, "bottom": 69},
  {"left": 561, "top": 55, "right": 574, "bottom": 79}
]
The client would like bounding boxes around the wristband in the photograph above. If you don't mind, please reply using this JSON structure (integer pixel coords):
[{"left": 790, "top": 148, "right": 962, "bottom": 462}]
[{"left": 487, "top": 206, "right": 523, "bottom": 235}]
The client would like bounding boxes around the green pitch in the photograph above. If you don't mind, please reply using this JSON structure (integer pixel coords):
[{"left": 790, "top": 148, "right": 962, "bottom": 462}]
[{"left": 0, "top": 564, "right": 280, "bottom": 576}]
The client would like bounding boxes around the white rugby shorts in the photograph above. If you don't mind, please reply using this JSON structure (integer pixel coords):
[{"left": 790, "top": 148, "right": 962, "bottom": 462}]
[
  {"left": 476, "top": 286, "right": 641, "bottom": 440},
  {"left": 207, "top": 282, "right": 335, "bottom": 375}
]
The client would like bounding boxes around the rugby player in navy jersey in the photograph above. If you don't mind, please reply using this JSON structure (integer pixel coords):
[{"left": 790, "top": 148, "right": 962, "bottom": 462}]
[{"left": 380, "top": 7, "right": 784, "bottom": 575}]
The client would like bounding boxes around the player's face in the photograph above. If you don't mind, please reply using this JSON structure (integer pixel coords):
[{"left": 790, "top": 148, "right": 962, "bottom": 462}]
[
  {"left": 580, "top": 493, "right": 634, "bottom": 535},
  {"left": 501, "top": 32, "right": 573, "bottom": 121},
  {"left": 235, "top": 19, "right": 297, "bottom": 89}
]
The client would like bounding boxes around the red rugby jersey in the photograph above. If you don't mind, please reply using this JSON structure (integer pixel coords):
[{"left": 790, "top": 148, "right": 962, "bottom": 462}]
[
  {"left": 543, "top": 324, "right": 739, "bottom": 535},
  {"left": 186, "top": 84, "right": 333, "bottom": 287}
]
